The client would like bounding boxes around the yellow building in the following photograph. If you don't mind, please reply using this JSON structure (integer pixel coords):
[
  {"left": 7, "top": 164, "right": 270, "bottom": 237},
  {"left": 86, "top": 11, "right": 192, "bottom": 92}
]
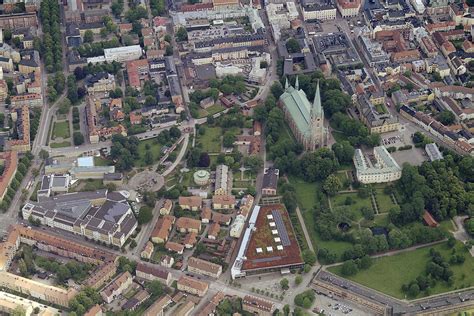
[{"left": 0, "top": 271, "right": 77, "bottom": 307}]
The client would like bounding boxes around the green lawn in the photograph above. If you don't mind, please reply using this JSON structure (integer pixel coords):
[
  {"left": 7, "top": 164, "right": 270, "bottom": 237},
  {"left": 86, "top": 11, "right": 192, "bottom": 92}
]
[
  {"left": 335, "top": 171, "right": 350, "bottom": 189},
  {"left": 234, "top": 180, "right": 252, "bottom": 188},
  {"left": 198, "top": 104, "right": 225, "bottom": 118},
  {"left": 50, "top": 141, "right": 71, "bottom": 148},
  {"left": 94, "top": 156, "right": 112, "bottom": 166},
  {"left": 331, "top": 192, "right": 374, "bottom": 220},
  {"left": 290, "top": 176, "right": 353, "bottom": 258},
  {"left": 375, "top": 103, "right": 387, "bottom": 114},
  {"left": 197, "top": 126, "right": 222, "bottom": 153},
  {"left": 181, "top": 170, "right": 194, "bottom": 187},
  {"left": 374, "top": 189, "right": 397, "bottom": 213},
  {"left": 52, "top": 121, "right": 70, "bottom": 139},
  {"left": 135, "top": 139, "right": 163, "bottom": 167},
  {"left": 329, "top": 241, "right": 474, "bottom": 299},
  {"left": 439, "top": 219, "right": 455, "bottom": 233}
]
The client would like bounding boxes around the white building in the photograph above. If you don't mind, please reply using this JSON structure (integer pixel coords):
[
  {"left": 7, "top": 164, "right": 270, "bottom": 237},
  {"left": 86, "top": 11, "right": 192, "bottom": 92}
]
[
  {"left": 215, "top": 164, "right": 231, "bottom": 195},
  {"left": 248, "top": 54, "right": 270, "bottom": 84},
  {"left": 230, "top": 215, "right": 245, "bottom": 238},
  {"left": 87, "top": 45, "right": 143, "bottom": 64},
  {"left": 301, "top": 0, "right": 337, "bottom": 21},
  {"left": 265, "top": 3, "right": 296, "bottom": 41},
  {"left": 215, "top": 63, "right": 243, "bottom": 77},
  {"left": 353, "top": 146, "right": 402, "bottom": 184}
]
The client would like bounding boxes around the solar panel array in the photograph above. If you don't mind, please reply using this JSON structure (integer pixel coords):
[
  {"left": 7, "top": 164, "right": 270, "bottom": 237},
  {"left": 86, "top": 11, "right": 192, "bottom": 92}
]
[{"left": 271, "top": 210, "right": 290, "bottom": 246}]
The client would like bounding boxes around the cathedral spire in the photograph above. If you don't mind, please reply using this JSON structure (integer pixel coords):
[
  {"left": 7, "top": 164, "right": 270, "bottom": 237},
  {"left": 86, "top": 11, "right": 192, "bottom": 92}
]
[
  {"left": 295, "top": 76, "right": 299, "bottom": 90},
  {"left": 311, "top": 81, "right": 323, "bottom": 120}
]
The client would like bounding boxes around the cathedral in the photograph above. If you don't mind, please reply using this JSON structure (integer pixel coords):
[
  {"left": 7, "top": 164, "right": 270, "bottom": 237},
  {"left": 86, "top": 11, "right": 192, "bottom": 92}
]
[{"left": 278, "top": 77, "right": 327, "bottom": 151}]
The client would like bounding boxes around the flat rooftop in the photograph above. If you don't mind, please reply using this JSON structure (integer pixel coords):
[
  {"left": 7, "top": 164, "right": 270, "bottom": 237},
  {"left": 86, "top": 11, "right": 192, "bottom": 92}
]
[{"left": 242, "top": 204, "right": 304, "bottom": 272}]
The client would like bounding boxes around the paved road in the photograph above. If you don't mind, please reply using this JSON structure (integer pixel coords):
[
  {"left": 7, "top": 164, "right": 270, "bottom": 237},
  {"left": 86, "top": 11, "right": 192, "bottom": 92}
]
[
  {"left": 316, "top": 267, "right": 474, "bottom": 315},
  {"left": 132, "top": 199, "right": 164, "bottom": 258},
  {"left": 162, "top": 133, "right": 189, "bottom": 177}
]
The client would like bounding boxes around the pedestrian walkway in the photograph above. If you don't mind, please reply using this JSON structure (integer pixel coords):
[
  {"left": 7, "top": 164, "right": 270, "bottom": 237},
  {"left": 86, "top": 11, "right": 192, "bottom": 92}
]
[{"left": 295, "top": 206, "right": 315, "bottom": 252}]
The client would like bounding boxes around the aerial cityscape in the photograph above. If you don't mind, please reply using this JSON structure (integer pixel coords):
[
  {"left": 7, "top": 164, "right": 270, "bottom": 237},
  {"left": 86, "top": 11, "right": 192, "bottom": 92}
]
[{"left": 0, "top": 0, "right": 472, "bottom": 315}]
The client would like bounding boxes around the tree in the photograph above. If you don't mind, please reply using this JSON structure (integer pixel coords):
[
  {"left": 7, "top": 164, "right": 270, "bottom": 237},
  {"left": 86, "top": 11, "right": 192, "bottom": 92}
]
[
  {"left": 286, "top": 38, "right": 300, "bottom": 53},
  {"left": 138, "top": 206, "right": 153, "bottom": 225},
  {"left": 73, "top": 132, "right": 84, "bottom": 146},
  {"left": 175, "top": 27, "right": 188, "bottom": 42},
  {"left": 323, "top": 174, "right": 342, "bottom": 196},
  {"left": 280, "top": 278, "right": 289, "bottom": 290},
  {"left": 341, "top": 260, "right": 359, "bottom": 276},
  {"left": 361, "top": 206, "right": 375, "bottom": 220},
  {"left": 83, "top": 30, "right": 94, "bottom": 43},
  {"left": 223, "top": 131, "right": 236, "bottom": 148},
  {"left": 198, "top": 152, "right": 210, "bottom": 167},
  {"left": 437, "top": 110, "right": 455, "bottom": 125},
  {"left": 169, "top": 126, "right": 181, "bottom": 138},
  {"left": 244, "top": 156, "right": 263, "bottom": 175},
  {"left": 295, "top": 275, "right": 303, "bottom": 285},
  {"left": 302, "top": 249, "right": 317, "bottom": 266},
  {"left": 144, "top": 150, "right": 154, "bottom": 165},
  {"left": 332, "top": 141, "right": 355, "bottom": 164},
  {"left": 408, "top": 283, "right": 420, "bottom": 297},
  {"left": 67, "top": 75, "right": 79, "bottom": 103},
  {"left": 39, "top": 149, "right": 49, "bottom": 160}
]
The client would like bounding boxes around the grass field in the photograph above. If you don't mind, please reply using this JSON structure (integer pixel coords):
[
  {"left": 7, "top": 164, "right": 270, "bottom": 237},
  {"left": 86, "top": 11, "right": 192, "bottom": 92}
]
[
  {"left": 329, "top": 241, "right": 474, "bottom": 299},
  {"left": 335, "top": 171, "right": 350, "bottom": 189},
  {"left": 135, "top": 139, "right": 162, "bottom": 167},
  {"left": 331, "top": 192, "right": 374, "bottom": 220},
  {"left": 50, "top": 141, "right": 71, "bottom": 148},
  {"left": 52, "top": 121, "right": 70, "bottom": 139},
  {"left": 374, "top": 189, "right": 397, "bottom": 213},
  {"left": 290, "top": 176, "right": 353, "bottom": 257},
  {"left": 197, "top": 126, "right": 222, "bottom": 153},
  {"left": 198, "top": 104, "right": 225, "bottom": 118},
  {"left": 94, "top": 156, "right": 112, "bottom": 166}
]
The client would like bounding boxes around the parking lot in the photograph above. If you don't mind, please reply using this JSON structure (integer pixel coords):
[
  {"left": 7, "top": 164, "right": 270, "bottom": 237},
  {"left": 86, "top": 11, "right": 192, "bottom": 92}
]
[
  {"left": 377, "top": 123, "right": 428, "bottom": 166},
  {"left": 314, "top": 293, "right": 375, "bottom": 316}
]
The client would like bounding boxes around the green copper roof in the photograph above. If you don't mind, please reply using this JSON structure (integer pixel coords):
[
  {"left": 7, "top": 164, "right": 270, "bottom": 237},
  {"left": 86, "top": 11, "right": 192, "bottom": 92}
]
[
  {"left": 311, "top": 81, "right": 323, "bottom": 119},
  {"left": 279, "top": 79, "right": 320, "bottom": 139}
]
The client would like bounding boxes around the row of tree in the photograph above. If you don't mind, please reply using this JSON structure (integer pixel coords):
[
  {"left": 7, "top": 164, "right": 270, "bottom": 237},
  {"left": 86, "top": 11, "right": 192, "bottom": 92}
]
[
  {"left": 39, "top": 0, "right": 63, "bottom": 73},
  {"left": 0, "top": 152, "right": 33, "bottom": 212}
]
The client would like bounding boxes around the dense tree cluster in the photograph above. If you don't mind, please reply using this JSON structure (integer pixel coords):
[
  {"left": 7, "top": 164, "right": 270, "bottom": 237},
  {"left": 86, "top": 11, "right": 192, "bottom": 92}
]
[
  {"left": 67, "top": 75, "right": 79, "bottom": 104},
  {"left": 125, "top": 6, "right": 148, "bottom": 22},
  {"left": 74, "top": 62, "right": 122, "bottom": 80},
  {"left": 150, "top": 0, "right": 166, "bottom": 16},
  {"left": 39, "top": 0, "right": 63, "bottom": 73},
  {"left": 294, "top": 290, "right": 315, "bottom": 309},
  {"left": 76, "top": 38, "right": 120, "bottom": 58},
  {"left": 111, "top": 0, "right": 124, "bottom": 16},
  {"left": 0, "top": 153, "right": 33, "bottom": 212},
  {"left": 188, "top": 88, "right": 219, "bottom": 118},
  {"left": 392, "top": 156, "right": 474, "bottom": 225},
  {"left": 331, "top": 112, "right": 380, "bottom": 147},
  {"left": 36, "top": 256, "right": 92, "bottom": 284},
  {"left": 340, "top": 255, "right": 373, "bottom": 276},
  {"left": 46, "top": 72, "right": 65, "bottom": 103},
  {"left": 401, "top": 248, "right": 462, "bottom": 298},
  {"left": 209, "top": 75, "right": 247, "bottom": 95},
  {"left": 69, "top": 287, "right": 102, "bottom": 316},
  {"left": 436, "top": 110, "right": 456, "bottom": 125},
  {"left": 110, "top": 135, "right": 140, "bottom": 171}
]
